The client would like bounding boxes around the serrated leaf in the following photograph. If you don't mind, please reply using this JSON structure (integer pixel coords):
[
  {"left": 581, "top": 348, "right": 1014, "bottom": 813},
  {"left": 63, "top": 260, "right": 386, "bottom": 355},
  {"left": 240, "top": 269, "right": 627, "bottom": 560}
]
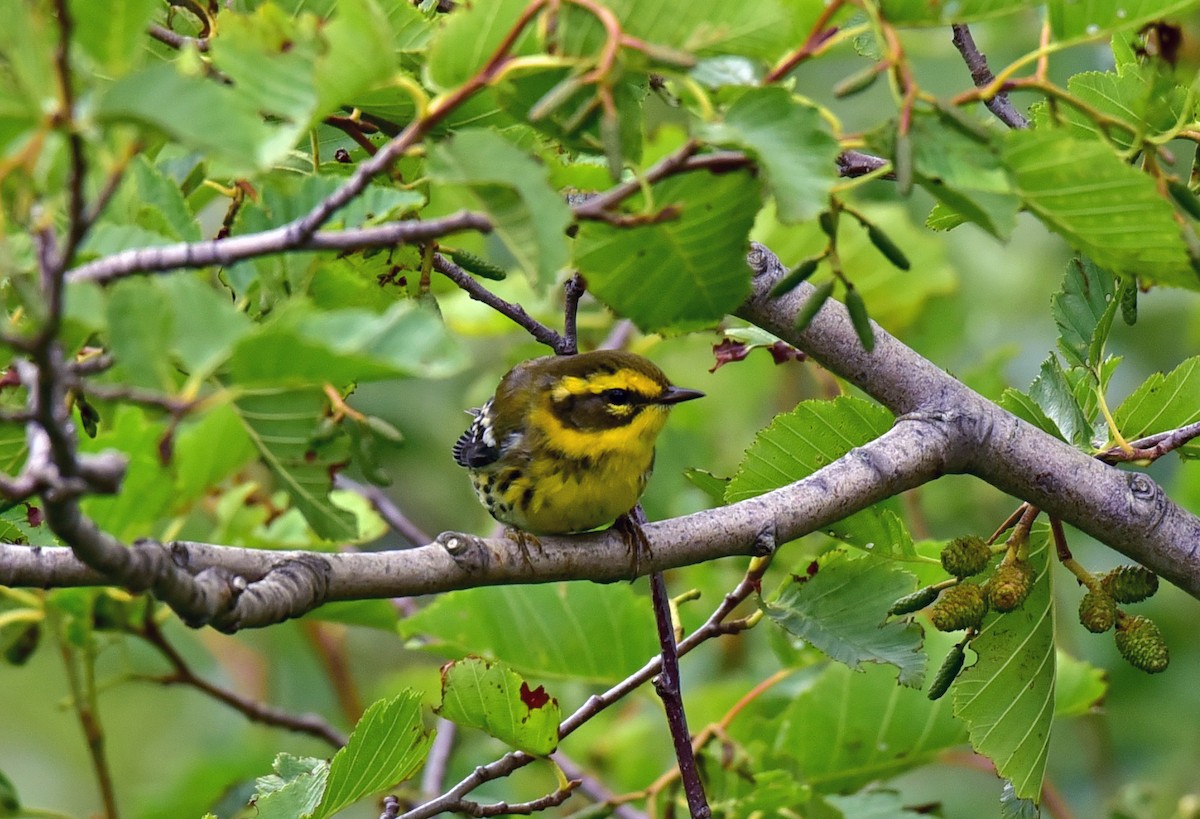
[
  {"left": 1056, "top": 68, "right": 1191, "bottom": 150},
  {"left": 761, "top": 659, "right": 967, "bottom": 792},
  {"left": 1048, "top": 0, "right": 1200, "bottom": 41},
  {"left": 726, "top": 396, "right": 918, "bottom": 560},
  {"left": 1052, "top": 256, "right": 1119, "bottom": 371},
  {"left": 763, "top": 551, "right": 926, "bottom": 686},
  {"left": 250, "top": 755, "right": 328, "bottom": 819},
  {"left": 233, "top": 388, "right": 356, "bottom": 542},
  {"left": 1054, "top": 651, "right": 1107, "bottom": 717},
  {"left": 401, "top": 583, "right": 659, "bottom": 684},
  {"left": 1002, "top": 130, "right": 1196, "bottom": 288},
  {"left": 1028, "top": 355, "right": 1093, "bottom": 448},
  {"left": 574, "top": 169, "right": 758, "bottom": 332},
  {"left": 436, "top": 658, "right": 560, "bottom": 756},
  {"left": 702, "top": 87, "right": 839, "bottom": 223},
  {"left": 315, "top": 692, "right": 432, "bottom": 817},
  {"left": 1113, "top": 356, "right": 1200, "bottom": 455},
  {"left": 428, "top": 129, "right": 571, "bottom": 287},
  {"left": 953, "top": 532, "right": 1054, "bottom": 802}
]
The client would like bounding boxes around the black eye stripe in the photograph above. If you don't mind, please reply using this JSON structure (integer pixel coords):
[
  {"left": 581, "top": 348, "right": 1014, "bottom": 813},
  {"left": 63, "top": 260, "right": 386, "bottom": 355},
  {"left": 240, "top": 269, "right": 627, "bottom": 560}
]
[{"left": 605, "top": 388, "right": 633, "bottom": 405}]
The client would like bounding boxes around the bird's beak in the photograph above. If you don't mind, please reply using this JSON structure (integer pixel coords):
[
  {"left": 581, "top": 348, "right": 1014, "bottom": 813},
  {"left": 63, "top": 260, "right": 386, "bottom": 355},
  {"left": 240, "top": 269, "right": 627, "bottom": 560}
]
[{"left": 657, "top": 386, "right": 705, "bottom": 405}]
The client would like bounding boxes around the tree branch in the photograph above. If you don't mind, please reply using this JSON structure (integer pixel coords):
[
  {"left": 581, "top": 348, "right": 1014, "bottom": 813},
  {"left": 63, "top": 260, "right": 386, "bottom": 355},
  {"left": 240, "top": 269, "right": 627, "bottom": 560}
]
[
  {"left": 950, "top": 24, "right": 1029, "bottom": 129},
  {"left": 66, "top": 212, "right": 493, "bottom": 286},
  {"left": 7, "top": 247, "right": 1200, "bottom": 613}
]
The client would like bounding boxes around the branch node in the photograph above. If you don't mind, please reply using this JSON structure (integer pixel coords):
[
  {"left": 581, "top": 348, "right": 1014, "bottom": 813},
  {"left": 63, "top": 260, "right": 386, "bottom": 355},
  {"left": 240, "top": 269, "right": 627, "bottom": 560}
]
[{"left": 437, "top": 531, "right": 491, "bottom": 573}]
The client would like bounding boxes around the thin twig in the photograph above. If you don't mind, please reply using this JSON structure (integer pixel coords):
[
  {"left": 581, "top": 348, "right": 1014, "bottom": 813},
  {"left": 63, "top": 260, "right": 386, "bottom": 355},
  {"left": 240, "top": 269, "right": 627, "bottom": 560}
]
[
  {"left": 67, "top": 212, "right": 493, "bottom": 285},
  {"left": 562, "top": 274, "right": 585, "bottom": 355},
  {"left": 951, "top": 24, "right": 1028, "bottom": 129},
  {"left": 53, "top": 610, "right": 121, "bottom": 819},
  {"left": 432, "top": 254, "right": 568, "bottom": 353},
  {"left": 1097, "top": 420, "right": 1200, "bottom": 464},
  {"left": 763, "top": 0, "right": 846, "bottom": 83},
  {"left": 649, "top": 568, "right": 710, "bottom": 818},
  {"left": 398, "top": 565, "right": 764, "bottom": 819},
  {"left": 137, "top": 614, "right": 347, "bottom": 747},
  {"left": 460, "top": 781, "right": 580, "bottom": 816},
  {"left": 333, "top": 475, "right": 432, "bottom": 546},
  {"left": 420, "top": 718, "right": 458, "bottom": 799},
  {"left": 147, "top": 22, "right": 211, "bottom": 51},
  {"left": 552, "top": 752, "right": 649, "bottom": 819}
]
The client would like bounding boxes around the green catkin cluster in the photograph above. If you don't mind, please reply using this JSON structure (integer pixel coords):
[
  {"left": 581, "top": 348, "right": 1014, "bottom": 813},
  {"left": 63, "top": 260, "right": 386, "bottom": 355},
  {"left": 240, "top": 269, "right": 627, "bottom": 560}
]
[
  {"left": 930, "top": 583, "right": 987, "bottom": 631},
  {"left": 987, "top": 560, "right": 1034, "bottom": 612},
  {"left": 1115, "top": 615, "right": 1170, "bottom": 674},
  {"left": 940, "top": 536, "right": 991, "bottom": 578},
  {"left": 1101, "top": 565, "right": 1159, "bottom": 604},
  {"left": 1078, "top": 589, "right": 1117, "bottom": 633}
]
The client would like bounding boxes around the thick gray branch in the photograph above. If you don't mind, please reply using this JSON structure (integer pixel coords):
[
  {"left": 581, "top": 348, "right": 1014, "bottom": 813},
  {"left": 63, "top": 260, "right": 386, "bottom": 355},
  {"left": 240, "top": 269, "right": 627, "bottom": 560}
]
[
  {"left": 6, "top": 246, "right": 1200, "bottom": 624},
  {"left": 737, "top": 244, "right": 1200, "bottom": 596}
]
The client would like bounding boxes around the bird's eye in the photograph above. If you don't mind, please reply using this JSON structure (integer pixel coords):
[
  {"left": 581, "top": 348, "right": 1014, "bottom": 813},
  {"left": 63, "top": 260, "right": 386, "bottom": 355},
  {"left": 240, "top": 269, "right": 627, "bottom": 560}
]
[{"left": 605, "top": 388, "right": 633, "bottom": 405}]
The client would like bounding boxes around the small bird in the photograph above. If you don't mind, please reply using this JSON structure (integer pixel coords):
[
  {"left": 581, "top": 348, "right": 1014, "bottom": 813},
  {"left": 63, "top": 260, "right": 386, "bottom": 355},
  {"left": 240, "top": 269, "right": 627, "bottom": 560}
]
[{"left": 453, "top": 350, "right": 704, "bottom": 536}]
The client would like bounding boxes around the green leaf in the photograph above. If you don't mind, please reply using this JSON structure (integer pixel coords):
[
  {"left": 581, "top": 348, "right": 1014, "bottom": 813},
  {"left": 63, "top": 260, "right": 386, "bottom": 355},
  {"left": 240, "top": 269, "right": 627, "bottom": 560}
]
[
  {"left": 233, "top": 388, "right": 357, "bottom": 542},
  {"left": 312, "top": 0, "right": 396, "bottom": 117},
  {"left": 726, "top": 397, "right": 918, "bottom": 560},
  {"left": 760, "top": 659, "right": 967, "bottom": 792},
  {"left": 1048, "top": 0, "right": 1200, "bottom": 41},
  {"left": 908, "top": 111, "right": 1018, "bottom": 239},
  {"left": 229, "top": 301, "right": 466, "bottom": 385},
  {"left": 881, "top": 0, "right": 1038, "bottom": 26},
  {"left": 157, "top": 274, "right": 254, "bottom": 380},
  {"left": 401, "top": 582, "right": 659, "bottom": 684},
  {"left": 702, "top": 87, "right": 839, "bottom": 223},
  {"left": 1051, "top": 256, "right": 1119, "bottom": 371},
  {"left": 998, "top": 388, "right": 1067, "bottom": 442},
  {"left": 106, "top": 279, "right": 176, "bottom": 390},
  {"left": 1054, "top": 651, "right": 1107, "bottom": 717},
  {"left": 172, "top": 402, "right": 257, "bottom": 505},
  {"left": 425, "top": 0, "right": 541, "bottom": 91},
  {"left": 763, "top": 551, "right": 926, "bottom": 686},
  {"left": 1055, "top": 68, "right": 1191, "bottom": 150},
  {"left": 78, "top": 406, "right": 175, "bottom": 540},
  {"left": 209, "top": 5, "right": 321, "bottom": 131},
  {"left": 69, "top": 0, "right": 161, "bottom": 75},
  {"left": 1028, "top": 355, "right": 1094, "bottom": 448},
  {"left": 1002, "top": 130, "right": 1195, "bottom": 288},
  {"left": 315, "top": 692, "right": 432, "bottom": 817},
  {"left": 1113, "top": 356, "right": 1200, "bottom": 455},
  {"left": 574, "top": 169, "right": 759, "bottom": 332},
  {"left": 249, "top": 755, "right": 328, "bottom": 819},
  {"left": 953, "top": 532, "right": 1054, "bottom": 801},
  {"left": 436, "top": 658, "right": 561, "bottom": 756},
  {"left": 96, "top": 62, "right": 296, "bottom": 175},
  {"left": 428, "top": 129, "right": 571, "bottom": 287}
]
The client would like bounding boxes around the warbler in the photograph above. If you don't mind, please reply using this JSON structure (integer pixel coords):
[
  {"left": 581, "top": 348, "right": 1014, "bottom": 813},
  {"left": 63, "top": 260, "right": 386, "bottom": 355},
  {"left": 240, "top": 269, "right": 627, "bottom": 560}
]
[{"left": 453, "top": 350, "right": 703, "bottom": 535}]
